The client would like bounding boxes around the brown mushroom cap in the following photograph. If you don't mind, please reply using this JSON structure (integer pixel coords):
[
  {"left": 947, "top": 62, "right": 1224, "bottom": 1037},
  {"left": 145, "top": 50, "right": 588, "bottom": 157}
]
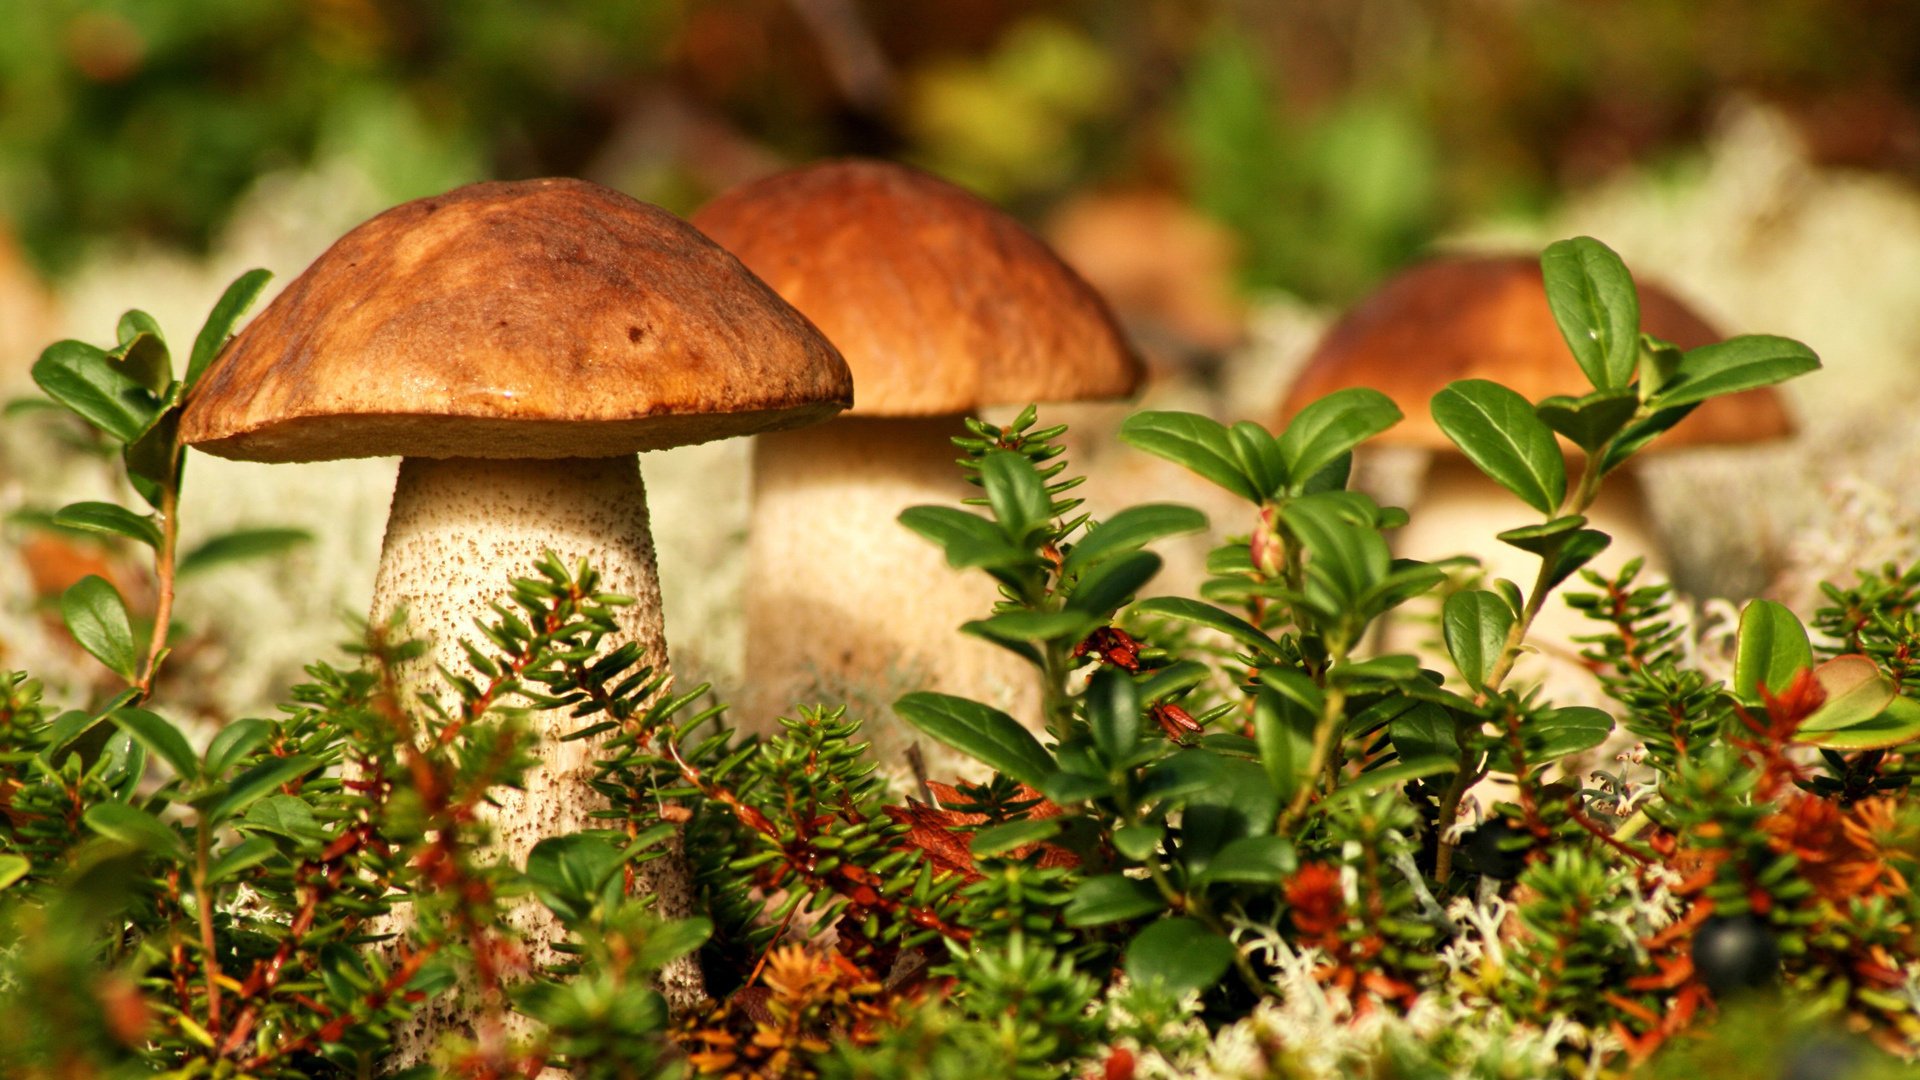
[
  {"left": 180, "top": 178, "right": 853, "bottom": 463},
  {"left": 691, "top": 159, "right": 1143, "bottom": 416},
  {"left": 1278, "top": 255, "right": 1795, "bottom": 450}
]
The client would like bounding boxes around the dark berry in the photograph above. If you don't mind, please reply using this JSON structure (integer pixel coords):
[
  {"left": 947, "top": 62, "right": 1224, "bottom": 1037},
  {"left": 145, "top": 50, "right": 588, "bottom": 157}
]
[
  {"left": 1461, "top": 819, "right": 1530, "bottom": 880},
  {"left": 1691, "top": 913, "right": 1780, "bottom": 997}
]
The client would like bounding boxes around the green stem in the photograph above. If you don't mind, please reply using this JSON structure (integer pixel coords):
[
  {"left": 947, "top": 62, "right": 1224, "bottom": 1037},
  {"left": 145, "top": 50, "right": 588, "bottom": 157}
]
[
  {"left": 1040, "top": 637, "right": 1074, "bottom": 739},
  {"left": 1280, "top": 639, "right": 1350, "bottom": 830},
  {"left": 192, "top": 818, "right": 222, "bottom": 1037},
  {"left": 1435, "top": 450, "right": 1609, "bottom": 881},
  {"left": 135, "top": 454, "right": 183, "bottom": 703}
]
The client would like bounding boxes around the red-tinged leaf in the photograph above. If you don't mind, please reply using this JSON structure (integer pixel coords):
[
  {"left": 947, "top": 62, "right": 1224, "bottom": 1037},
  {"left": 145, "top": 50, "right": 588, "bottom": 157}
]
[
  {"left": 883, "top": 800, "right": 982, "bottom": 881},
  {"left": 892, "top": 782, "right": 1077, "bottom": 872}
]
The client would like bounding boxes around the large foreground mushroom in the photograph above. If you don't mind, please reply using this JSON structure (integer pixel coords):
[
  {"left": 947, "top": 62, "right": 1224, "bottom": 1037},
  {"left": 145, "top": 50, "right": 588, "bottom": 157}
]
[
  {"left": 179, "top": 178, "right": 851, "bottom": 1058},
  {"left": 692, "top": 160, "right": 1141, "bottom": 763}
]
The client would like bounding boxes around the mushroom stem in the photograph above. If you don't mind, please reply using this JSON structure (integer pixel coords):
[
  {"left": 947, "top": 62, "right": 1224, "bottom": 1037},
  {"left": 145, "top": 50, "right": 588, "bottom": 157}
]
[
  {"left": 745, "top": 417, "right": 1041, "bottom": 777},
  {"left": 369, "top": 455, "right": 703, "bottom": 1065}
]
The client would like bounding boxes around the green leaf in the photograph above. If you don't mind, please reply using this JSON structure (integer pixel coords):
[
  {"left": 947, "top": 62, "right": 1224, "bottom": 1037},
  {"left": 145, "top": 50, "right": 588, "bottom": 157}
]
[
  {"left": 1258, "top": 666, "right": 1326, "bottom": 714},
  {"left": 1136, "top": 661, "right": 1209, "bottom": 704},
  {"left": 1496, "top": 515, "right": 1589, "bottom": 556},
  {"left": 1298, "top": 451, "right": 1353, "bottom": 495},
  {"left": 1431, "top": 380, "right": 1566, "bottom": 515},
  {"left": 1088, "top": 668, "right": 1142, "bottom": 763},
  {"left": 1066, "top": 549, "right": 1160, "bottom": 615},
  {"left": 1182, "top": 756, "right": 1277, "bottom": 862},
  {"left": 1280, "top": 493, "right": 1391, "bottom": 607},
  {"left": 963, "top": 610, "right": 1101, "bottom": 646},
  {"left": 83, "top": 802, "right": 186, "bottom": 858},
  {"left": 177, "top": 527, "right": 312, "bottom": 577},
  {"left": 1334, "top": 653, "right": 1422, "bottom": 686},
  {"left": 1734, "top": 600, "right": 1814, "bottom": 707},
  {"left": 1064, "top": 873, "right": 1167, "bottom": 926},
  {"left": 116, "top": 309, "right": 166, "bottom": 350},
  {"left": 1798, "top": 694, "right": 1920, "bottom": 751},
  {"left": 1253, "top": 685, "right": 1316, "bottom": 802},
  {"left": 1389, "top": 701, "right": 1460, "bottom": 765},
  {"left": 43, "top": 709, "right": 105, "bottom": 759},
  {"left": 238, "top": 796, "right": 328, "bottom": 846},
  {"left": 1523, "top": 706, "right": 1614, "bottom": 761},
  {"left": 0, "top": 854, "right": 28, "bottom": 891},
  {"left": 60, "top": 575, "right": 139, "bottom": 682},
  {"left": 207, "top": 836, "right": 277, "bottom": 885},
  {"left": 32, "top": 340, "right": 163, "bottom": 443},
  {"left": 1065, "top": 504, "right": 1209, "bottom": 574},
  {"left": 187, "top": 268, "right": 272, "bottom": 388},
  {"left": 203, "top": 718, "right": 273, "bottom": 778},
  {"left": 123, "top": 407, "right": 181, "bottom": 510},
  {"left": 1139, "top": 748, "right": 1229, "bottom": 804},
  {"left": 1541, "top": 237, "right": 1641, "bottom": 390},
  {"left": 1194, "top": 835, "right": 1297, "bottom": 886},
  {"left": 1112, "top": 824, "right": 1164, "bottom": 860},
  {"left": 1540, "top": 530, "right": 1612, "bottom": 591},
  {"left": 203, "top": 755, "right": 320, "bottom": 824},
  {"left": 900, "top": 505, "right": 1004, "bottom": 561},
  {"left": 980, "top": 449, "right": 1054, "bottom": 541},
  {"left": 1278, "top": 387, "right": 1401, "bottom": 485},
  {"left": 894, "top": 692, "right": 1056, "bottom": 787},
  {"left": 1597, "top": 403, "right": 1698, "bottom": 475},
  {"left": 1797, "top": 656, "right": 1897, "bottom": 735},
  {"left": 1335, "top": 755, "right": 1457, "bottom": 799},
  {"left": 637, "top": 916, "right": 713, "bottom": 971},
  {"left": 1227, "top": 421, "right": 1287, "bottom": 499},
  {"left": 1125, "top": 917, "right": 1236, "bottom": 995},
  {"left": 111, "top": 707, "right": 199, "bottom": 780},
  {"left": 1637, "top": 333, "right": 1686, "bottom": 398},
  {"left": 108, "top": 326, "right": 172, "bottom": 396},
  {"left": 971, "top": 818, "right": 1063, "bottom": 859},
  {"left": 1443, "top": 590, "right": 1515, "bottom": 692},
  {"left": 1535, "top": 389, "right": 1640, "bottom": 453},
  {"left": 1039, "top": 771, "right": 1110, "bottom": 805},
  {"left": 1119, "top": 411, "right": 1261, "bottom": 502},
  {"left": 1133, "top": 596, "right": 1283, "bottom": 659},
  {"left": 1653, "top": 335, "right": 1820, "bottom": 410},
  {"left": 51, "top": 501, "right": 163, "bottom": 549},
  {"left": 526, "top": 834, "right": 625, "bottom": 924}
]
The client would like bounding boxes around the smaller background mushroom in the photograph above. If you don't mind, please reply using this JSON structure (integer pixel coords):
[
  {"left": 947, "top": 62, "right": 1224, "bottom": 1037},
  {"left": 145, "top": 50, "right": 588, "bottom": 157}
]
[
  {"left": 1276, "top": 253, "right": 1794, "bottom": 690},
  {"left": 692, "top": 159, "right": 1142, "bottom": 779}
]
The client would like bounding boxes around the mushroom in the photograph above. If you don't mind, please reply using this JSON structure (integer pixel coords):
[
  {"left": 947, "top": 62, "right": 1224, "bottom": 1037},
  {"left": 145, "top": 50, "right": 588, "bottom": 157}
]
[
  {"left": 179, "top": 178, "right": 851, "bottom": 1055},
  {"left": 1277, "top": 253, "right": 1793, "bottom": 670},
  {"left": 691, "top": 160, "right": 1142, "bottom": 766}
]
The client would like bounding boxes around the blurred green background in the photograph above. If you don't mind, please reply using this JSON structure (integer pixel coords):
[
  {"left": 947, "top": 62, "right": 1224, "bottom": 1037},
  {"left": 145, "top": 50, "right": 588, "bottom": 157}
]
[{"left": 3, "top": 0, "right": 1916, "bottom": 302}]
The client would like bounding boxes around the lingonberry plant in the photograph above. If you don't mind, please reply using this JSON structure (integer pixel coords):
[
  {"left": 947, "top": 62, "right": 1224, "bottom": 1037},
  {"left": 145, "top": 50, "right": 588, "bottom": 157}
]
[{"left": 4, "top": 237, "right": 1916, "bottom": 1079}]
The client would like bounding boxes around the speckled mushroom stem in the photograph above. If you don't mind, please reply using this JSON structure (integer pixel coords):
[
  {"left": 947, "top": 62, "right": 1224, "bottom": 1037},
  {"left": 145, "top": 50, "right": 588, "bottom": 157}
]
[
  {"left": 368, "top": 455, "right": 703, "bottom": 1066},
  {"left": 745, "top": 417, "right": 1042, "bottom": 780}
]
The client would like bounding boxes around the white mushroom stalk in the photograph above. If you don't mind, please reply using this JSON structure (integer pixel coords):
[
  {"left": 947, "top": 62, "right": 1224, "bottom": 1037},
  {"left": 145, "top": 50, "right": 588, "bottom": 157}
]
[
  {"left": 747, "top": 418, "right": 1031, "bottom": 777},
  {"left": 369, "top": 455, "right": 698, "bottom": 1060}
]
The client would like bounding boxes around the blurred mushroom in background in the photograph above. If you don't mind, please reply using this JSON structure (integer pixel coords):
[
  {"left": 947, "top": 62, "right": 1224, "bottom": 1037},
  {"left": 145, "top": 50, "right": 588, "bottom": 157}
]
[
  {"left": 1045, "top": 188, "right": 1246, "bottom": 373},
  {"left": 1276, "top": 253, "right": 1795, "bottom": 683}
]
